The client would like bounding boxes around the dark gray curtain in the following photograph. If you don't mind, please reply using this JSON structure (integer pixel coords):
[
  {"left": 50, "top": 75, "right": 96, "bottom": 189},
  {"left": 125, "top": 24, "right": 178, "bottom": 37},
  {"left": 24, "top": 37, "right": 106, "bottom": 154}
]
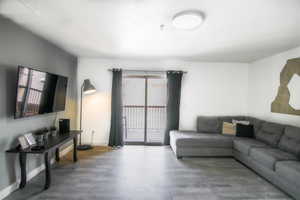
[
  {"left": 108, "top": 69, "right": 123, "bottom": 147},
  {"left": 164, "top": 71, "right": 183, "bottom": 145}
]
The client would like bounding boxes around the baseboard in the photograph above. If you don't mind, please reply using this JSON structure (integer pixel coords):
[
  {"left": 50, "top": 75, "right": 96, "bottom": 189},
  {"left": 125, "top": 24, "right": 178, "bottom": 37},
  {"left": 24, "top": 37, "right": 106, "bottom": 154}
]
[
  {"left": 0, "top": 145, "right": 73, "bottom": 200},
  {"left": 0, "top": 158, "right": 54, "bottom": 200},
  {"left": 0, "top": 181, "right": 18, "bottom": 200}
]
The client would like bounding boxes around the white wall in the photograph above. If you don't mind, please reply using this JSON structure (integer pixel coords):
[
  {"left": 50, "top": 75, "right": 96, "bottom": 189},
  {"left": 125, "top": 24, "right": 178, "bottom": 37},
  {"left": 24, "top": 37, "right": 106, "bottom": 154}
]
[
  {"left": 77, "top": 58, "right": 249, "bottom": 145},
  {"left": 248, "top": 46, "right": 300, "bottom": 126}
]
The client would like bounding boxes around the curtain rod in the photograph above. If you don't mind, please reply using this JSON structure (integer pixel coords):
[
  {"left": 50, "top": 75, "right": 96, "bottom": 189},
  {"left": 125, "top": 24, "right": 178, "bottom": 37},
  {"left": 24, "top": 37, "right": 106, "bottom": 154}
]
[{"left": 108, "top": 69, "right": 187, "bottom": 73}]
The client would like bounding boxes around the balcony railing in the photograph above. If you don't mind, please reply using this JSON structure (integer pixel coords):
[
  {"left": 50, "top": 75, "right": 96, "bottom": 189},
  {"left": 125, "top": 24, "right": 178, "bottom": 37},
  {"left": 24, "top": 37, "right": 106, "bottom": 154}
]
[{"left": 123, "top": 105, "right": 166, "bottom": 143}]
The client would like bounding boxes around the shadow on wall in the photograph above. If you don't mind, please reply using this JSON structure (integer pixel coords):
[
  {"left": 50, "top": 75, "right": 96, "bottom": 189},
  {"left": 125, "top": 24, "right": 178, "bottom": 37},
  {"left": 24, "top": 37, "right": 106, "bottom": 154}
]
[
  {"left": 0, "top": 64, "right": 19, "bottom": 186},
  {"left": 4, "top": 147, "right": 17, "bottom": 187},
  {"left": 0, "top": 65, "right": 17, "bottom": 119}
]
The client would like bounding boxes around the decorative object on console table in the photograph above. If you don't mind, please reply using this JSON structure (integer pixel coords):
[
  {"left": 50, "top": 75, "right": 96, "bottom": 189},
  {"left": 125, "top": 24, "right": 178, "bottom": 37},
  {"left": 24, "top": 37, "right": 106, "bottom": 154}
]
[
  {"left": 34, "top": 131, "right": 44, "bottom": 147},
  {"left": 43, "top": 127, "right": 50, "bottom": 146},
  {"left": 59, "top": 119, "right": 70, "bottom": 134},
  {"left": 49, "top": 126, "right": 57, "bottom": 136},
  {"left": 33, "top": 128, "right": 47, "bottom": 147},
  {"left": 24, "top": 133, "right": 37, "bottom": 146},
  {"left": 78, "top": 79, "right": 97, "bottom": 151},
  {"left": 18, "top": 136, "right": 29, "bottom": 149}
]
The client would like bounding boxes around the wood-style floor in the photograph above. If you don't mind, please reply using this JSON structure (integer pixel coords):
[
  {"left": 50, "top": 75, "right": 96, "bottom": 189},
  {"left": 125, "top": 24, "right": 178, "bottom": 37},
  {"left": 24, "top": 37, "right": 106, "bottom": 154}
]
[{"left": 5, "top": 146, "right": 291, "bottom": 200}]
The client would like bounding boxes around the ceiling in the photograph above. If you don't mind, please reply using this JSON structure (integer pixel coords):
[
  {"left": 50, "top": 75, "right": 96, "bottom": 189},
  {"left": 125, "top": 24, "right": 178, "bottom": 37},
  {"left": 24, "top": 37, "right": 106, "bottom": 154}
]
[{"left": 1, "top": 0, "right": 300, "bottom": 62}]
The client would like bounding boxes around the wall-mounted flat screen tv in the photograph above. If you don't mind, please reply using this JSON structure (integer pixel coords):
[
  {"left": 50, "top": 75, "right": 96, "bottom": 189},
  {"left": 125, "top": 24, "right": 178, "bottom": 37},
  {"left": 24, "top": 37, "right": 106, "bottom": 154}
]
[{"left": 15, "top": 66, "right": 68, "bottom": 119}]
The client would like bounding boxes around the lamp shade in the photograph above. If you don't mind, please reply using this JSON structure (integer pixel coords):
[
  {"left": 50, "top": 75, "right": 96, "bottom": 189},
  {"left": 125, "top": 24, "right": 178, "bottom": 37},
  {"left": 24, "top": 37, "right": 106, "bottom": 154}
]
[{"left": 83, "top": 79, "right": 96, "bottom": 94}]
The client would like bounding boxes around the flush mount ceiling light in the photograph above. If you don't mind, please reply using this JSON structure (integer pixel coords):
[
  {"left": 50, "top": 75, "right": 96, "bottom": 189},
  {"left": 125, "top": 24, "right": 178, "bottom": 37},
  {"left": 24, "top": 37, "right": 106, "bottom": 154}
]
[{"left": 172, "top": 10, "right": 205, "bottom": 30}]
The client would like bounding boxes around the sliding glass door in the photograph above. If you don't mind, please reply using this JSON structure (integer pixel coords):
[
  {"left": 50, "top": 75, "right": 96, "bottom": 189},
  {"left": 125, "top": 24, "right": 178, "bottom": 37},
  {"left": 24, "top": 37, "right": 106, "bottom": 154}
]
[{"left": 122, "top": 74, "right": 166, "bottom": 145}]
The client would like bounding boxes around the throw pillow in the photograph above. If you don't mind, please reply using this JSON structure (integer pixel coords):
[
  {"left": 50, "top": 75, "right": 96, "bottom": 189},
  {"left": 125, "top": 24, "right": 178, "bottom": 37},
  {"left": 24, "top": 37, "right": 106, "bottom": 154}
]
[
  {"left": 232, "top": 119, "right": 250, "bottom": 125},
  {"left": 236, "top": 124, "right": 254, "bottom": 138},
  {"left": 222, "top": 122, "right": 236, "bottom": 135}
]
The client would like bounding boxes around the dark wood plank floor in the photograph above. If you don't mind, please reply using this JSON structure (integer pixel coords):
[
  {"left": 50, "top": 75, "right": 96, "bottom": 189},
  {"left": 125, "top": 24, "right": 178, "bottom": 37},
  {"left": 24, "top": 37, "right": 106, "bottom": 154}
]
[{"left": 5, "top": 146, "right": 291, "bottom": 200}]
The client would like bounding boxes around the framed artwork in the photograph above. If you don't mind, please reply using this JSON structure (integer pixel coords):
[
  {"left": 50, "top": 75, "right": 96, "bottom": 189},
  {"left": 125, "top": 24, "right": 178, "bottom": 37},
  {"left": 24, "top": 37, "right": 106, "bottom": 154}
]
[
  {"left": 24, "top": 133, "right": 37, "bottom": 146},
  {"left": 18, "top": 136, "right": 29, "bottom": 149},
  {"left": 271, "top": 58, "right": 300, "bottom": 116}
]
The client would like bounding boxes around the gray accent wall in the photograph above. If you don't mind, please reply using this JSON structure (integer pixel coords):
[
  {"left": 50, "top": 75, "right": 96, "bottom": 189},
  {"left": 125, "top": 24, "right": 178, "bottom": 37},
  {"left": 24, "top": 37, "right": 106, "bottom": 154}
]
[{"left": 0, "top": 15, "right": 78, "bottom": 191}]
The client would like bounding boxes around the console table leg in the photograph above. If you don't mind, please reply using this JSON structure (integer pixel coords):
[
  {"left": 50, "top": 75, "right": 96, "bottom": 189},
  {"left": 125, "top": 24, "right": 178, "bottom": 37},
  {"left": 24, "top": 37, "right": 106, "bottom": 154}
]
[
  {"left": 44, "top": 152, "right": 51, "bottom": 190},
  {"left": 19, "top": 153, "right": 27, "bottom": 189},
  {"left": 73, "top": 137, "right": 78, "bottom": 162},
  {"left": 55, "top": 148, "right": 60, "bottom": 162}
]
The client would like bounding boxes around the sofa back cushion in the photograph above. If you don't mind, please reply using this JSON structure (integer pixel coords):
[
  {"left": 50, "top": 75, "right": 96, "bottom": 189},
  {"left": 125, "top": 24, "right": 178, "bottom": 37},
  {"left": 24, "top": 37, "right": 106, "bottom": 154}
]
[
  {"left": 197, "top": 116, "right": 246, "bottom": 134},
  {"left": 256, "top": 122, "right": 285, "bottom": 147},
  {"left": 197, "top": 116, "right": 220, "bottom": 133},
  {"left": 278, "top": 126, "right": 300, "bottom": 158}
]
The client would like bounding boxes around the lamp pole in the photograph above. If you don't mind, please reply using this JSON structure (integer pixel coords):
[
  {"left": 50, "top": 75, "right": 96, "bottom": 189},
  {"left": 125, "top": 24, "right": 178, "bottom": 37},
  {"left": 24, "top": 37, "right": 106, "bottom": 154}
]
[
  {"left": 77, "top": 79, "right": 95, "bottom": 151},
  {"left": 79, "top": 84, "right": 84, "bottom": 146}
]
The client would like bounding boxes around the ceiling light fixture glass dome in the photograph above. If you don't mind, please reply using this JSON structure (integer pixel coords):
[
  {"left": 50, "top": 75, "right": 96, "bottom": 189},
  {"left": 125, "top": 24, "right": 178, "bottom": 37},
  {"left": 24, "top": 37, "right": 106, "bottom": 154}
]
[{"left": 172, "top": 10, "right": 205, "bottom": 30}]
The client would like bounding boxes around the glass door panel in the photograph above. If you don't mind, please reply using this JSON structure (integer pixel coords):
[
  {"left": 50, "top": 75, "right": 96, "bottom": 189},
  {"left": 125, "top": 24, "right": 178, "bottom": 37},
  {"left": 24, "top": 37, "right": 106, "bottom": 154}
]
[
  {"left": 146, "top": 78, "right": 167, "bottom": 144},
  {"left": 122, "top": 78, "right": 145, "bottom": 143}
]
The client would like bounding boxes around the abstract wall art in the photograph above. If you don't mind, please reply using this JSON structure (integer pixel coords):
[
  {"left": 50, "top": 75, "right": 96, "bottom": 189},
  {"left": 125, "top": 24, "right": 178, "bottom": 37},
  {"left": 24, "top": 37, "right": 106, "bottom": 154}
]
[{"left": 271, "top": 58, "right": 300, "bottom": 116}]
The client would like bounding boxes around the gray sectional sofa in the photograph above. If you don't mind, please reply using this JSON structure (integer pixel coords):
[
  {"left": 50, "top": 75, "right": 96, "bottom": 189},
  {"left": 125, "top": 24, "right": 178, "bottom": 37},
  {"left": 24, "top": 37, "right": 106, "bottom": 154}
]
[{"left": 170, "top": 116, "right": 300, "bottom": 200}]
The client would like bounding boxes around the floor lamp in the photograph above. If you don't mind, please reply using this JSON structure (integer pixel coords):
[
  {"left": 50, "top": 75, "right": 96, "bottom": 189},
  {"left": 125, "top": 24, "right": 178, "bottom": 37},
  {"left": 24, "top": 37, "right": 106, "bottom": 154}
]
[{"left": 77, "top": 79, "right": 96, "bottom": 151}]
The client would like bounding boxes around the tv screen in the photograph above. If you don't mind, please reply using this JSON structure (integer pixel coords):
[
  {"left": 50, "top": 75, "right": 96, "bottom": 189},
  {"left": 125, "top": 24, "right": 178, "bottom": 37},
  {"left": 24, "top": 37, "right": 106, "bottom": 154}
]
[{"left": 15, "top": 66, "right": 68, "bottom": 119}]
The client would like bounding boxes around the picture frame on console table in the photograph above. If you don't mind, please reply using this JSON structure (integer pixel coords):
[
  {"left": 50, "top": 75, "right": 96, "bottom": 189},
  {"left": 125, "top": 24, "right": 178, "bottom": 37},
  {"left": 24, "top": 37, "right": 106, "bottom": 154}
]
[
  {"left": 24, "top": 133, "right": 36, "bottom": 146},
  {"left": 18, "top": 136, "right": 29, "bottom": 149}
]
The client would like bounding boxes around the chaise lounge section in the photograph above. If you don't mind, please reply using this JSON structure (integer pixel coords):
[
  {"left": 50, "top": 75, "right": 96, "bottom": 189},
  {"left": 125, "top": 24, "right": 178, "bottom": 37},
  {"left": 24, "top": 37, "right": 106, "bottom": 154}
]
[
  {"left": 170, "top": 130, "right": 234, "bottom": 158},
  {"left": 170, "top": 116, "right": 263, "bottom": 158},
  {"left": 170, "top": 116, "right": 300, "bottom": 200}
]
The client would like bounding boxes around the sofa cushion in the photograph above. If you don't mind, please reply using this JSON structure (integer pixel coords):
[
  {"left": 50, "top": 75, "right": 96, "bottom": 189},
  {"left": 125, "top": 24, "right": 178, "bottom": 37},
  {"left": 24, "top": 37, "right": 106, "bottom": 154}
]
[
  {"left": 170, "top": 131, "right": 233, "bottom": 148},
  {"left": 233, "top": 138, "right": 268, "bottom": 155},
  {"left": 278, "top": 126, "right": 300, "bottom": 158},
  {"left": 256, "top": 122, "right": 285, "bottom": 147},
  {"left": 276, "top": 161, "right": 300, "bottom": 187},
  {"left": 197, "top": 116, "right": 220, "bottom": 133},
  {"left": 250, "top": 148, "right": 297, "bottom": 170}
]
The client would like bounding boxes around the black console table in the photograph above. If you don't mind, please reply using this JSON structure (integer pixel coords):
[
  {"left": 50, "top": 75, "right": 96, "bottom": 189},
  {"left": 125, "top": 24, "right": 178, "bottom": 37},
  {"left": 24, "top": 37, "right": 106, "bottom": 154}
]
[{"left": 6, "top": 130, "right": 81, "bottom": 190}]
